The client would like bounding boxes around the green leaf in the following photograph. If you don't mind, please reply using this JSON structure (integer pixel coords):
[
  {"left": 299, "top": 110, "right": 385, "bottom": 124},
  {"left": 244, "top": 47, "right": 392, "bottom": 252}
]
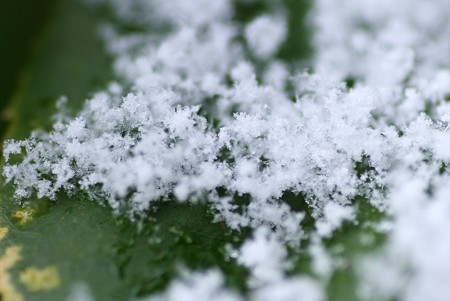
[
  {"left": 4, "top": 0, "right": 112, "bottom": 141},
  {"left": 0, "top": 1, "right": 388, "bottom": 300},
  {"left": 0, "top": 0, "right": 61, "bottom": 139},
  {"left": 0, "top": 1, "right": 246, "bottom": 300}
]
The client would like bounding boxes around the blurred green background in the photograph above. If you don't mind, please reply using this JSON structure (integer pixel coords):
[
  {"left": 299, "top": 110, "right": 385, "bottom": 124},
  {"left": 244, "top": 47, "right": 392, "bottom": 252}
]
[{"left": 0, "top": 0, "right": 59, "bottom": 137}]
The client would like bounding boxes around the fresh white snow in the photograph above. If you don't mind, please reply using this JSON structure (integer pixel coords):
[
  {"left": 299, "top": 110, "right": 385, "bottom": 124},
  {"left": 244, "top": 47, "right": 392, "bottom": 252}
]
[{"left": 4, "top": 0, "right": 450, "bottom": 300}]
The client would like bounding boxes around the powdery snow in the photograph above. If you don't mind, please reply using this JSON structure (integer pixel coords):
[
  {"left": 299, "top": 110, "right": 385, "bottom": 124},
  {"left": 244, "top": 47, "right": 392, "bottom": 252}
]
[{"left": 4, "top": 0, "right": 450, "bottom": 300}]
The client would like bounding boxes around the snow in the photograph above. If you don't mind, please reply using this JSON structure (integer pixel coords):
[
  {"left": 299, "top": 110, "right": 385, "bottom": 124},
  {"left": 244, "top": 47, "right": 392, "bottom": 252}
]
[
  {"left": 141, "top": 270, "right": 243, "bottom": 301},
  {"left": 245, "top": 15, "right": 287, "bottom": 59},
  {"left": 4, "top": 0, "right": 450, "bottom": 300}
]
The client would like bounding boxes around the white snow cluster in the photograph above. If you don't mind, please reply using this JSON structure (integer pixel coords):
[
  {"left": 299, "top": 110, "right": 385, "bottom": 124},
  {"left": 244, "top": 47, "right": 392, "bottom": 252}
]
[
  {"left": 142, "top": 229, "right": 324, "bottom": 301},
  {"left": 4, "top": 0, "right": 450, "bottom": 300},
  {"left": 141, "top": 270, "right": 243, "bottom": 301},
  {"left": 245, "top": 15, "right": 287, "bottom": 59},
  {"left": 5, "top": 0, "right": 365, "bottom": 236},
  {"left": 314, "top": 0, "right": 450, "bottom": 300}
]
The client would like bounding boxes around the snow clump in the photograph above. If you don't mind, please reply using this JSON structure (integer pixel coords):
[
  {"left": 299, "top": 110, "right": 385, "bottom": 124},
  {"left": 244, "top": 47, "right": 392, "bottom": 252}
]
[{"left": 4, "top": 0, "right": 450, "bottom": 300}]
